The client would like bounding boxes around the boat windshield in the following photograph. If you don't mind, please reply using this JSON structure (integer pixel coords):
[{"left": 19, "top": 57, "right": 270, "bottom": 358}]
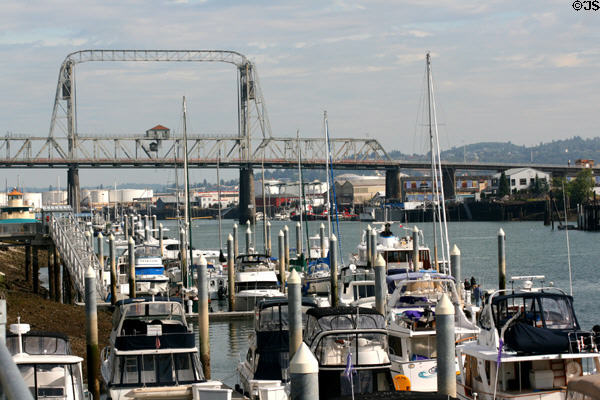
[
  {"left": 305, "top": 313, "right": 385, "bottom": 344},
  {"left": 111, "top": 352, "right": 204, "bottom": 387},
  {"left": 313, "top": 332, "right": 389, "bottom": 367},
  {"left": 18, "top": 363, "right": 84, "bottom": 400},
  {"left": 392, "top": 279, "right": 455, "bottom": 304},
  {"left": 492, "top": 294, "right": 578, "bottom": 331},
  {"left": 123, "top": 302, "right": 185, "bottom": 323},
  {"left": 383, "top": 251, "right": 409, "bottom": 263},
  {"left": 135, "top": 246, "right": 161, "bottom": 258},
  {"left": 257, "top": 305, "right": 313, "bottom": 331},
  {"left": 7, "top": 334, "right": 70, "bottom": 356}
]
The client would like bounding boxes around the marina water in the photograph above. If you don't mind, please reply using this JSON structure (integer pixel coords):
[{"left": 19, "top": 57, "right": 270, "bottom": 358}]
[{"left": 160, "top": 219, "right": 600, "bottom": 388}]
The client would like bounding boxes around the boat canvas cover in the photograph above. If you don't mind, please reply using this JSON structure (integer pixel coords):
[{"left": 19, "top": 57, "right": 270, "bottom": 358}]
[
  {"left": 386, "top": 271, "right": 454, "bottom": 294},
  {"left": 6, "top": 331, "right": 72, "bottom": 355},
  {"left": 254, "top": 330, "right": 290, "bottom": 380},
  {"left": 504, "top": 322, "right": 570, "bottom": 354},
  {"left": 305, "top": 307, "right": 385, "bottom": 345},
  {"left": 567, "top": 374, "right": 600, "bottom": 398}
]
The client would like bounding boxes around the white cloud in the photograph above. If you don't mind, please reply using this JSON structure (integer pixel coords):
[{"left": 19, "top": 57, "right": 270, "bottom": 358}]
[
  {"left": 552, "top": 53, "right": 583, "bottom": 68},
  {"left": 407, "top": 30, "right": 432, "bottom": 38}
]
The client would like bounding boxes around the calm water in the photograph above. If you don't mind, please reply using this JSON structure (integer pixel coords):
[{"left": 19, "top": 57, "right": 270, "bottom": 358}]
[{"left": 160, "top": 219, "right": 600, "bottom": 387}]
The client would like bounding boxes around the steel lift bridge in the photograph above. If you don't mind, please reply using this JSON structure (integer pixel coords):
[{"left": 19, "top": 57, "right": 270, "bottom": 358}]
[{"left": 1, "top": 50, "right": 392, "bottom": 221}]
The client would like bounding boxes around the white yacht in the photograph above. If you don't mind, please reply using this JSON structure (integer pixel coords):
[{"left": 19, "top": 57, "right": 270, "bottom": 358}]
[
  {"left": 386, "top": 271, "right": 479, "bottom": 392},
  {"left": 234, "top": 254, "right": 284, "bottom": 311},
  {"left": 100, "top": 297, "right": 206, "bottom": 399},
  {"left": 118, "top": 244, "right": 169, "bottom": 296},
  {"left": 6, "top": 322, "right": 87, "bottom": 400},
  {"left": 456, "top": 276, "right": 600, "bottom": 400}
]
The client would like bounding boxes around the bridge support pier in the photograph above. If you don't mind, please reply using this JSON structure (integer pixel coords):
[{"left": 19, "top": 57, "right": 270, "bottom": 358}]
[
  {"left": 442, "top": 166, "right": 456, "bottom": 200},
  {"left": 385, "top": 167, "right": 403, "bottom": 203},
  {"left": 67, "top": 166, "right": 80, "bottom": 214},
  {"left": 239, "top": 166, "right": 256, "bottom": 225},
  {"left": 63, "top": 264, "right": 73, "bottom": 305}
]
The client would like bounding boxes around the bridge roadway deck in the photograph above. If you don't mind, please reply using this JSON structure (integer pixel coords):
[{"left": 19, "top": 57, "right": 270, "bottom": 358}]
[{"left": 0, "top": 157, "right": 596, "bottom": 174}]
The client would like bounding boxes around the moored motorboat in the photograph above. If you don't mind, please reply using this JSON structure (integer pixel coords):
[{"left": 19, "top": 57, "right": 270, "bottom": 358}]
[
  {"left": 234, "top": 254, "right": 284, "bottom": 311},
  {"left": 456, "top": 276, "right": 600, "bottom": 400},
  {"left": 7, "top": 321, "right": 87, "bottom": 400}
]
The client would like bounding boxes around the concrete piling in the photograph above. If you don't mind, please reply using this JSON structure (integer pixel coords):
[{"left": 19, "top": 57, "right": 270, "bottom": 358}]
[
  {"left": 436, "top": 293, "right": 456, "bottom": 397},
  {"left": 329, "top": 234, "right": 339, "bottom": 307},
  {"left": 498, "top": 228, "right": 506, "bottom": 290},
  {"left": 53, "top": 247, "right": 61, "bottom": 303},
  {"left": 366, "top": 225, "right": 372, "bottom": 268},
  {"left": 233, "top": 223, "right": 239, "bottom": 260},
  {"left": 32, "top": 247, "right": 39, "bottom": 294},
  {"left": 451, "top": 245, "right": 461, "bottom": 299},
  {"left": 197, "top": 254, "right": 210, "bottom": 379},
  {"left": 144, "top": 224, "right": 150, "bottom": 243},
  {"left": 25, "top": 244, "right": 31, "bottom": 282},
  {"left": 374, "top": 254, "right": 386, "bottom": 316},
  {"left": 369, "top": 227, "right": 377, "bottom": 271},
  {"left": 278, "top": 230, "right": 286, "bottom": 287},
  {"left": 290, "top": 343, "right": 319, "bottom": 400},
  {"left": 159, "top": 223, "right": 164, "bottom": 257},
  {"left": 127, "top": 237, "right": 136, "bottom": 298},
  {"left": 319, "top": 223, "right": 326, "bottom": 258},
  {"left": 97, "top": 232, "right": 104, "bottom": 270},
  {"left": 266, "top": 221, "right": 272, "bottom": 257},
  {"left": 227, "top": 234, "right": 235, "bottom": 311},
  {"left": 295, "top": 222, "right": 302, "bottom": 257},
  {"left": 284, "top": 225, "right": 290, "bottom": 270},
  {"left": 288, "top": 269, "right": 302, "bottom": 361},
  {"left": 124, "top": 216, "right": 129, "bottom": 242},
  {"left": 130, "top": 214, "right": 135, "bottom": 238},
  {"left": 109, "top": 234, "right": 118, "bottom": 305},
  {"left": 412, "top": 226, "right": 419, "bottom": 270},
  {"left": 152, "top": 215, "right": 157, "bottom": 239},
  {"left": 85, "top": 265, "right": 100, "bottom": 400},
  {"left": 47, "top": 247, "right": 54, "bottom": 300},
  {"left": 245, "top": 224, "right": 252, "bottom": 254}
]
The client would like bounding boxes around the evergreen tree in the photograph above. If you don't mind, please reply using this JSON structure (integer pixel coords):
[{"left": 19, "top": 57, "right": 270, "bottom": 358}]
[{"left": 498, "top": 172, "right": 510, "bottom": 197}]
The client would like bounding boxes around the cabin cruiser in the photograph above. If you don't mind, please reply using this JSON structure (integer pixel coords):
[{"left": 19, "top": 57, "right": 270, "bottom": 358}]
[
  {"left": 386, "top": 271, "right": 479, "bottom": 392},
  {"left": 237, "top": 298, "right": 318, "bottom": 398},
  {"left": 456, "top": 276, "right": 600, "bottom": 400},
  {"left": 304, "top": 306, "right": 395, "bottom": 398},
  {"left": 350, "top": 222, "right": 431, "bottom": 272},
  {"left": 302, "top": 257, "right": 331, "bottom": 295},
  {"left": 118, "top": 244, "right": 169, "bottom": 296},
  {"left": 7, "top": 322, "right": 87, "bottom": 400},
  {"left": 100, "top": 297, "right": 206, "bottom": 399},
  {"left": 234, "top": 254, "right": 284, "bottom": 311}
]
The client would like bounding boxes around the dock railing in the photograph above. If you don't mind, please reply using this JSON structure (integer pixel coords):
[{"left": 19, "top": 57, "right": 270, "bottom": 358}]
[{"left": 49, "top": 212, "right": 107, "bottom": 300}]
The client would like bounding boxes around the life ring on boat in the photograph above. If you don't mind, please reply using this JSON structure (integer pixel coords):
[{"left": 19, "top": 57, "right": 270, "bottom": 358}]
[{"left": 393, "top": 374, "right": 411, "bottom": 391}]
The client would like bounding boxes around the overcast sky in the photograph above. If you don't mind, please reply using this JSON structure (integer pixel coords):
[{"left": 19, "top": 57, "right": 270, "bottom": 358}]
[{"left": 1, "top": 0, "right": 598, "bottom": 188}]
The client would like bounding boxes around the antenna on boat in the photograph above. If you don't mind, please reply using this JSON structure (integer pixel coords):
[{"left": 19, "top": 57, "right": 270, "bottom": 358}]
[{"left": 561, "top": 180, "right": 573, "bottom": 296}]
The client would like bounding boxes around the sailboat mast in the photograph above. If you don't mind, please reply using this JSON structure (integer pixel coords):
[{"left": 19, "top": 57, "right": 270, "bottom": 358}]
[
  {"left": 296, "top": 129, "right": 303, "bottom": 255},
  {"left": 182, "top": 96, "right": 193, "bottom": 283},
  {"left": 175, "top": 140, "right": 180, "bottom": 220},
  {"left": 324, "top": 111, "right": 332, "bottom": 239},
  {"left": 426, "top": 53, "right": 439, "bottom": 271},
  {"left": 217, "top": 149, "right": 223, "bottom": 251},
  {"left": 261, "top": 151, "right": 268, "bottom": 254}
]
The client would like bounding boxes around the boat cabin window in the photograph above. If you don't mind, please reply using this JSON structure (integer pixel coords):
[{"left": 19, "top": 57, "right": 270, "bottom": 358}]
[
  {"left": 165, "top": 244, "right": 179, "bottom": 251},
  {"left": 540, "top": 296, "right": 576, "bottom": 329},
  {"left": 236, "top": 281, "right": 278, "bottom": 291},
  {"left": 113, "top": 353, "right": 203, "bottom": 386},
  {"left": 352, "top": 283, "right": 375, "bottom": 301},
  {"left": 305, "top": 314, "right": 386, "bottom": 344},
  {"left": 384, "top": 251, "right": 409, "bottom": 264},
  {"left": 18, "top": 363, "right": 84, "bottom": 400}
]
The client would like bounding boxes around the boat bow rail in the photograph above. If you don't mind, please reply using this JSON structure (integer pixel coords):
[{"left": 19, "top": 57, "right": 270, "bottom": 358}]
[{"left": 48, "top": 211, "right": 107, "bottom": 299}]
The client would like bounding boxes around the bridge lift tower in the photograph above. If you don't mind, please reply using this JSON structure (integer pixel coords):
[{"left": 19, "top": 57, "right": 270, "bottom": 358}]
[{"left": 49, "top": 50, "right": 271, "bottom": 222}]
